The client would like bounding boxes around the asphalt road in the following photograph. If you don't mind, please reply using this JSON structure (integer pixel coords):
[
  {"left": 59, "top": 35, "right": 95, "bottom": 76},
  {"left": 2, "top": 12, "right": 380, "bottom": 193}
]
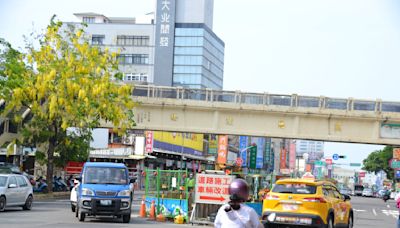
[
  {"left": 351, "top": 196, "right": 398, "bottom": 228},
  {"left": 0, "top": 195, "right": 398, "bottom": 228},
  {"left": 0, "top": 197, "right": 203, "bottom": 228}
]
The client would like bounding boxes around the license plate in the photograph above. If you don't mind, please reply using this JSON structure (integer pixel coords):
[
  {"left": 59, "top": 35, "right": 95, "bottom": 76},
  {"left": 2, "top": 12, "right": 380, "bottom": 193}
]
[
  {"left": 100, "top": 200, "right": 112, "bottom": 206},
  {"left": 282, "top": 204, "right": 298, "bottom": 211},
  {"left": 276, "top": 216, "right": 312, "bottom": 225}
]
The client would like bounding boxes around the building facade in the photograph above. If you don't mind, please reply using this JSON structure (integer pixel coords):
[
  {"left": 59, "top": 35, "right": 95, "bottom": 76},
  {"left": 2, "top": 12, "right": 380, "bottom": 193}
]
[{"left": 71, "top": 0, "right": 224, "bottom": 89}]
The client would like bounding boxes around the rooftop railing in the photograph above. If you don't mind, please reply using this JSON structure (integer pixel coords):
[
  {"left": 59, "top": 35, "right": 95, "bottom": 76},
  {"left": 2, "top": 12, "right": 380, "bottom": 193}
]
[{"left": 131, "top": 85, "right": 400, "bottom": 114}]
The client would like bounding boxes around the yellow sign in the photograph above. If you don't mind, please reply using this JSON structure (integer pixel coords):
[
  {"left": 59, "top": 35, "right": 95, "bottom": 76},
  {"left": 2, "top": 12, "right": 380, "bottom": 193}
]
[{"left": 153, "top": 131, "right": 204, "bottom": 151}]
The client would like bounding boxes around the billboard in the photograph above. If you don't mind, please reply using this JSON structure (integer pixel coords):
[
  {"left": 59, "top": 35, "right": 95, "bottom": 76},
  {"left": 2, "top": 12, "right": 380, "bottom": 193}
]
[{"left": 153, "top": 131, "right": 204, "bottom": 156}]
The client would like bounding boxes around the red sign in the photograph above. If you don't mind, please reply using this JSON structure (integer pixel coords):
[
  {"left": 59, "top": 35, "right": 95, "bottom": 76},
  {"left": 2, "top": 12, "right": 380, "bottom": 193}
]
[
  {"left": 195, "top": 173, "right": 234, "bottom": 205},
  {"left": 280, "top": 148, "right": 287, "bottom": 169},
  {"left": 145, "top": 131, "right": 153, "bottom": 154},
  {"left": 65, "top": 161, "right": 85, "bottom": 175},
  {"left": 236, "top": 158, "right": 243, "bottom": 166},
  {"left": 289, "top": 143, "right": 296, "bottom": 169},
  {"left": 217, "top": 135, "right": 228, "bottom": 164},
  {"left": 325, "top": 159, "right": 332, "bottom": 165},
  {"left": 358, "top": 172, "right": 366, "bottom": 178}
]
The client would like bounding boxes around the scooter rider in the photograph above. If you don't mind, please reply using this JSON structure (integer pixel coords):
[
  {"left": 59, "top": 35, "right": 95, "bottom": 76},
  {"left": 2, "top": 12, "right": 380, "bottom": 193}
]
[{"left": 214, "top": 178, "right": 263, "bottom": 228}]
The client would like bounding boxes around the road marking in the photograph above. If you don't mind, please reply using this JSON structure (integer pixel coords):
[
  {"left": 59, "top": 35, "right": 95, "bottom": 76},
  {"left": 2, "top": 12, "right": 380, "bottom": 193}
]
[
  {"left": 382, "top": 209, "right": 399, "bottom": 219},
  {"left": 354, "top": 209, "right": 366, "bottom": 212},
  {"left": 372, "top": 208, "right": 377, "bottom": 216}
]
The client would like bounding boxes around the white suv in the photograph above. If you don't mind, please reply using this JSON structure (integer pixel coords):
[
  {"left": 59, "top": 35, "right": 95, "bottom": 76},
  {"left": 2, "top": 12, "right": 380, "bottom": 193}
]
[{"left": 0, "top": 174, "right": 33, "bottom": 211}]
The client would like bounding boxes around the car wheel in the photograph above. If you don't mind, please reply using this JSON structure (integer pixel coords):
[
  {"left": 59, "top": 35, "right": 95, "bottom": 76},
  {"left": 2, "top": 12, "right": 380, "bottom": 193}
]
[
  {"left": 325, "top": 215, "right": 334, "bottom": 228},
  {"left": 122, "top": 214, "right": 131, "bottom": 223},
  {"left": 71, "top": 204, "right": 76, "bottom": 212},
  {"left": 347, "top": 213, "right": 353, "bottom": 228},
  {"left": 0, "top": 196, "right": 6, "bottom": 212},
  {"left": 78, "top": 208, "right": 85, "bottom": 222},
  {"left": 22, "top": 195, "right": 33, "bottom": 210}
]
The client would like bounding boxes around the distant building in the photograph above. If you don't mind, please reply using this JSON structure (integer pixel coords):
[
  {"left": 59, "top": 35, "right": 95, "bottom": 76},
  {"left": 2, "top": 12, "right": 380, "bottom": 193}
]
[
  {"left": 295, "top": 140, "right": 324, "bottom": 162},
  {"left": 69, "top": 0, "right": 224, "bottom": 89}
]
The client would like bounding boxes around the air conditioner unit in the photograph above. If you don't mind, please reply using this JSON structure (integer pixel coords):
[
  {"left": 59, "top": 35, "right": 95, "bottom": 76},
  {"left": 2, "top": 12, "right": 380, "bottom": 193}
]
[{"left": 122, "top": 135, "right": 134, "bottom": 145}]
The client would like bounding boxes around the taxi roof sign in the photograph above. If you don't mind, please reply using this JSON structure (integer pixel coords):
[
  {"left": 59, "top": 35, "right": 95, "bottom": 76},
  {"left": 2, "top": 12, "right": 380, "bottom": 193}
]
[{"left": 302, "top": 172, "right": 315, "bottom": 180}]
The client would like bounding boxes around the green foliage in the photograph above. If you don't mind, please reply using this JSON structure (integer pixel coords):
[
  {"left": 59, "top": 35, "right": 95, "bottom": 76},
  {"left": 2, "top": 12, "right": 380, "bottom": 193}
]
[
  {"left": 0, "top": 17, "right": 136, "bottom": 191},
  {"left": 362, "top": 146, "right": 393, "bottom": 180}
]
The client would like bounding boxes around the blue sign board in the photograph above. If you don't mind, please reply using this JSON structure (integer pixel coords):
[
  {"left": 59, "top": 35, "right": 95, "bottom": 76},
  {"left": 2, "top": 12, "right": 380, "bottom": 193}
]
[
  {"left": 332, "top": 154, "right": 339, "bottom": 160},
  {"left": 239, "top": 136, "right": 248, "bottom": 167}
]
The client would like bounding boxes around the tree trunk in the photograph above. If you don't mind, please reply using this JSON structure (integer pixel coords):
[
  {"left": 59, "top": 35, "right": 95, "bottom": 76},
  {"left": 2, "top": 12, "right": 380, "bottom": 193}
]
[{"left": 46, "top": 138, "right": 56, "bottom": 193}]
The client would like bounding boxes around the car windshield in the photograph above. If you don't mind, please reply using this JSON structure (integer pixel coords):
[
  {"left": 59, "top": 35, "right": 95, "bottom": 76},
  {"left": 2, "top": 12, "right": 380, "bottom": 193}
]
[
  {"left": 83, "top": 167, "right": 127, "bottom": 185},
  {"left": 272, "top": 183, "right": 317, "bottom": 194},
  {"left": 0, "top": 176, "right": 7, "bottom": 187}
]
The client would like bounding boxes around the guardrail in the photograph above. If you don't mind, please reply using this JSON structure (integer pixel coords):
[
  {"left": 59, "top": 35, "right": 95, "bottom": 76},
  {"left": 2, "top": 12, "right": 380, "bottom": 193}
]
[{"left": 132, "top": 85, "right": 400, "bottom": 113}]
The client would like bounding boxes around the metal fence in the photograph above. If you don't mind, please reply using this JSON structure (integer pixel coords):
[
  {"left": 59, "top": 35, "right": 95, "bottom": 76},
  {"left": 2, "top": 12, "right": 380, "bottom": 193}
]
[{"left": 132, "top": 85, "right": 400, "bottom": 114}]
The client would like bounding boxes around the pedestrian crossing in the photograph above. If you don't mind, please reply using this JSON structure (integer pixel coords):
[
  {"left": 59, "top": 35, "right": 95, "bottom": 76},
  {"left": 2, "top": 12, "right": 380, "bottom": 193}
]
[{"left": 354, "top": 208, "right": 399, "bottom": 219}]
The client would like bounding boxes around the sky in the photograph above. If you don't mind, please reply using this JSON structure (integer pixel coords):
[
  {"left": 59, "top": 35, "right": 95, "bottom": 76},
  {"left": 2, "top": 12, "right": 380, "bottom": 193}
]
[{"left": 1, "top": 0, "right": 398, "bottom": 166}]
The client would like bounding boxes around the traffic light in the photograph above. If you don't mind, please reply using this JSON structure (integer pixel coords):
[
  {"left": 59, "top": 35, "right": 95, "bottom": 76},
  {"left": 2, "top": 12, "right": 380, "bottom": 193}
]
[{"left": 339, "top": 155, "right": 347, "bottom": 159}]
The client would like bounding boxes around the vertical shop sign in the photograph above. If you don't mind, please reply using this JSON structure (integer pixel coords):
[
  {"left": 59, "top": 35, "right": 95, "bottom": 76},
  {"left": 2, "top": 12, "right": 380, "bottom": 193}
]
[
  {"left": 256, "top": 138, "right": 265, "bottom": 169},
  {"left": 280, "top": 148, "right": 287, "bottom": 169},
  {"left": 208, "top": 134, "right": 218, "bottom": 154},
  {"left": 154, "top": 0, "right": 176, "bottom": 86},
  {"left": 264, "top": 138, "right": 271, "bottom": 166},
  {"left": 249, "top": 146, "right": 257, "bottom": 169},
  {"left": 145, "top": 131, "right": 153, "bottom": 154},
  {"left": 217, "top": 135, "right": 228, "bottom": 164},
  {"left": 289, "top": 142, "right": 296, "bottom": 170},
  {"left": 239, "top": 136, "right": 248, "bottom": 167}
]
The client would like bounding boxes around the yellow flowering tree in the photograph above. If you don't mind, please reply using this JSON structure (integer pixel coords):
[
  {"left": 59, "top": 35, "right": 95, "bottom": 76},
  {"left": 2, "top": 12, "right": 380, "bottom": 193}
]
[{"left": 0, "top": 18, "right": 136, "bottom": 191}]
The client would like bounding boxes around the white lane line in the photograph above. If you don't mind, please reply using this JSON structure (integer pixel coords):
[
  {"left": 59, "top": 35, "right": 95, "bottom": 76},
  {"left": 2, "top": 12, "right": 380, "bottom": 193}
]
[
  {"left": 372, "top": 208, "right": 377, "bottom": 216},
  {"left": 354, "top": 209, "right": 366, "bottom": 212}
]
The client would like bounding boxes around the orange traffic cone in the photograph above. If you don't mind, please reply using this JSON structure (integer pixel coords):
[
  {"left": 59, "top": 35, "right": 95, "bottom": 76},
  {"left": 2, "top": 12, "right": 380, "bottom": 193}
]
[
  {"left": 156, "top": 213, "right": 166, "bottom": 222},
  {"left": 139, "top": 196, "right": 146, "bottom": 218},
  {"left": 149, "top": 200, "right": 156, "bottom": 220}
]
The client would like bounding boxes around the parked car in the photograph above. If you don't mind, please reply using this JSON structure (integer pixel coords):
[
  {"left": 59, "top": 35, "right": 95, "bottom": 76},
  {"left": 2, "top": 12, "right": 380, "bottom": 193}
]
[
  {"left": 262, "top": 178, "right": 353, "bottom": 228},
  {"left": 75, "top": 162, "right": 135, "bottom": 223},
  {"left": 0, "top": 174, "right": 33, "bottom": 211},
  {"left": 340, "top": 188, "right": 351, "bottom": 196},
  {"left": 362, "top": 188, "right": 374, "bottom": 197}
]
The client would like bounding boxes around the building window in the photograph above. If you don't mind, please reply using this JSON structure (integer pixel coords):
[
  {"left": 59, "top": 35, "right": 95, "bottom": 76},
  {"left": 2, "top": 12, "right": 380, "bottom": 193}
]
[
  {"left": 124, "top": 73, "right": 148, "bottom": 82},
  {"left": 117, "top": 54, "right": 149, "bottom": 65},
  {"left": 116, "top": 36, "right": 150, "bottom": 46},
  {"left": 92, "top": 35, "right": 105, "bottom": 45},
  {"left": 83, "top": 17, "right": 95, "bottom": 23}
]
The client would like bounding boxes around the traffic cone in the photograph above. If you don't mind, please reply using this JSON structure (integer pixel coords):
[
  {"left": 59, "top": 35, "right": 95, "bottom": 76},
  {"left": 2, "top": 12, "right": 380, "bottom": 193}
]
[
  {"left": 139, "top": 196, "right": 146, "bottom": 218},
  {"left": 149, "top": 200, "right": 156, "bottom": 220},
  {"left": 156, "top": 213, "right": 166, "bottom": 222}
]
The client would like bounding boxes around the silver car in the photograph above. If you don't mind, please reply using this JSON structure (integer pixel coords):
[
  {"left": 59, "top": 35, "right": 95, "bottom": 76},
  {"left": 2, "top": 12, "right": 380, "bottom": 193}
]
[{"left": 0, "top": 174, "right": 33, "bottom": 211}]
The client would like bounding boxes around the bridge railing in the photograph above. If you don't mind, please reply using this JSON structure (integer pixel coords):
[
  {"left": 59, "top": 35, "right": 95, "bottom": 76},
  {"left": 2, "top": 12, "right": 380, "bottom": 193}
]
[{"left": 132, "top": 85, "right": 400, "bottom": 114}]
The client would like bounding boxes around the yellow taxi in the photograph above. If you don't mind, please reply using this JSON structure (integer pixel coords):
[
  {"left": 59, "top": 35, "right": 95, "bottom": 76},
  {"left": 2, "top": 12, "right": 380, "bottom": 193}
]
[{"left": 262, "top": 178, "right": 353, "bottom": 228}]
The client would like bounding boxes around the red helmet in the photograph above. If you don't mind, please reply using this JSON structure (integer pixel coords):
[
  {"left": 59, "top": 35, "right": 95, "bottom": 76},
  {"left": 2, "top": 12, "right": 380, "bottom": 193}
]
[{"left": 229, "top": 178, "right": 249, "bottom": 202}]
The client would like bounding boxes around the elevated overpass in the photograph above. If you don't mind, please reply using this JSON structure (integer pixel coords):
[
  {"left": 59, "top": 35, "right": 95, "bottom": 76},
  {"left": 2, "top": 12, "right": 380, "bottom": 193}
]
[
  {"left": 129, "top": 85, "right": 400, "bottom": 145},
  {"left": 2, "top": 85, "right": 400, "bottom": 147}
]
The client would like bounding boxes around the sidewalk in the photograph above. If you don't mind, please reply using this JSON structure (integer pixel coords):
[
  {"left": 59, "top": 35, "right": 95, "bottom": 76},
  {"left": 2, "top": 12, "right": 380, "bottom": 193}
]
[{"left": 33, "top": 191, "right": 70, "bottom": 200}]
